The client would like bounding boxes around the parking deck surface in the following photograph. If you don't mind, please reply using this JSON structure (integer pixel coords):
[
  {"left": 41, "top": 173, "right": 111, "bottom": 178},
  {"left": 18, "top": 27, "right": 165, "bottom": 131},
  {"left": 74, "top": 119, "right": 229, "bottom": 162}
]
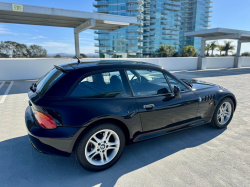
[{"left": 0, "top": 68, "right": 250, "bottom": 187}]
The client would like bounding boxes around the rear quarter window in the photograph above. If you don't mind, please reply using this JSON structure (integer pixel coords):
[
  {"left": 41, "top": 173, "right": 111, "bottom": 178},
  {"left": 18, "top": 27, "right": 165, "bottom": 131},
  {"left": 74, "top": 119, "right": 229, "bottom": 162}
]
[{"left": 36, "top": 68, "right": 64, "bottom": 96}]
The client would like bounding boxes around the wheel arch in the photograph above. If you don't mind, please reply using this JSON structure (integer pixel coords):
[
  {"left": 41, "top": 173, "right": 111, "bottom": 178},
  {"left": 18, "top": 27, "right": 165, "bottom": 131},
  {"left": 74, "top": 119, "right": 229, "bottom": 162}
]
[{"left": 72, "top": 118, "right": 130, "bottom": 153}]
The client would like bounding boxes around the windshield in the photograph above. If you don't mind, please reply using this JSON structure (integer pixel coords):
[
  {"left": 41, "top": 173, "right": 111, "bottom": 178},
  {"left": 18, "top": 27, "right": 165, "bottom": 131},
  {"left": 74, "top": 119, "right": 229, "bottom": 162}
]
[{"left": 36, "top": 68, "right": 64, "bottom": 96}]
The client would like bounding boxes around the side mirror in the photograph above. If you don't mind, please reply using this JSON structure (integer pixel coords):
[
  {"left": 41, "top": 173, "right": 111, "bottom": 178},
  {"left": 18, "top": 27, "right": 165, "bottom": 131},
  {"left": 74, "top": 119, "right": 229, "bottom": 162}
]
[
  {"left": 174, "top": 86, "right": 181, "bottom": 98},
  {"left": 157, "top": 88, "right": 169, "bottom": 95}
]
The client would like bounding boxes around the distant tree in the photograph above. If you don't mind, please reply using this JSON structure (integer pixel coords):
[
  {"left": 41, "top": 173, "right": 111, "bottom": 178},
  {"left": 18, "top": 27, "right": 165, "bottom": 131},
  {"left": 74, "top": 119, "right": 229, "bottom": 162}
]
[
  {"left": 156, "top": 44, "right": 175, "bottom": 57},
  {"left": 28, "top": 44, "right": 47, "bottom": 58},
  {"left": 112, "top": 54, "right": 117, "bottom": 58},
  {"left": 193, "top": 52, "right": 198, "bottom": 57},
  {"left": 181, "top": 45, "right": 196, "bottom": 57},
  {"left": 172, "top": 52, "right": 183, "bottom": 57},
  {"left": 210, "top": 41, "right": 218, "bottom": 56},
  {"left": 80, "top": 53, "right": 87, "bottom": 58},
  {"left": 205, "top": 44, "right": 210, "bottom": 56},
  {"left": 55, "top": 54, "right": 61, "bottom": 58},
  {"left": 156, "top": 44, "right": 167, "bottom": 57},
  {"left": 242, "top": 52, "right": 250, "bottom": 56},
  {"left": 222, "top": 41, "right": 235, "bottom": 56},
  {"left": 217, "top": 45, "right": 224, "bottom": 56}
]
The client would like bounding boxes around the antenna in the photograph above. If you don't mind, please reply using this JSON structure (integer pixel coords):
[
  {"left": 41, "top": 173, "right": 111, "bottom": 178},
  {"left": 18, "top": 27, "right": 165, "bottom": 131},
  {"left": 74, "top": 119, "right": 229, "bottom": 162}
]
[{"left": 75, "top": 56, "right": 81, "bottom": 65}]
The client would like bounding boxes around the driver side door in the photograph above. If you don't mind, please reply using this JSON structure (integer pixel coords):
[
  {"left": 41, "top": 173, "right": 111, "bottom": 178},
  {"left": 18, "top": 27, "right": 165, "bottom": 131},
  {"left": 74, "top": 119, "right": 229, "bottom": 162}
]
[{"left": 125, "top": 69, "right": 199, "bottom": 133}]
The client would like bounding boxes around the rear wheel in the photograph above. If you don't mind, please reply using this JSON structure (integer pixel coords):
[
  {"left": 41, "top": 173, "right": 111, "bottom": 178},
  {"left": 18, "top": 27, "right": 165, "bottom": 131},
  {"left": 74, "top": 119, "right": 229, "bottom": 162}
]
[
  {"left": 211, "top": 97, "right": 234, "bottom": 129},
  {"left": 75, "top": 123, "right": 125, "bottom": 172}
]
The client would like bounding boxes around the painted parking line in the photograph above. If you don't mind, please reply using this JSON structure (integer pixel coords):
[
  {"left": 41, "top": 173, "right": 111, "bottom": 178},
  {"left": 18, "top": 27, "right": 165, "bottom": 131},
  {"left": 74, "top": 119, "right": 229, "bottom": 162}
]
[
  {"left": 0, "top": 81, "right": 5, "bottom": 90},
  {"left": 0, "top": 81, "right": 14, "bottom": 104}
]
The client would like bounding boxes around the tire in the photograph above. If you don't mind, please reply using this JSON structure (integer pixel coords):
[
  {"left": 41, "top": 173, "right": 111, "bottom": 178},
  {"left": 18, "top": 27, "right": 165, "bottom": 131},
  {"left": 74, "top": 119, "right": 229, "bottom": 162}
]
[
  {"left": 211, "top": 97, "right": 234, "bottom": 129},
  {"left": 75, "top": 123, "right": 125, "bottom": 172}
]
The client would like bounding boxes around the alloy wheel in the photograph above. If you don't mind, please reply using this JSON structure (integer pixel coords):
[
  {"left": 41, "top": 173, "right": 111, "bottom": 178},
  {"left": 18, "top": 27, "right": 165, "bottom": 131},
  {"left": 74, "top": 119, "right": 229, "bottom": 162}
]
[
  {"left": 85, "top": 129, "right": 120, "bottom": 166},
  {"left": 217, "top": 101, "right": 232, "bottom": 125}
]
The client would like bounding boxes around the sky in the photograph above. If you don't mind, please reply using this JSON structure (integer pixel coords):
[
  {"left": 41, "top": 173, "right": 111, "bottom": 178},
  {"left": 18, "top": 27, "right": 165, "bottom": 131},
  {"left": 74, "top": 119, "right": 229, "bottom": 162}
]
[{"left": 0, "top": 0, "right": 250, "bottom": 55}]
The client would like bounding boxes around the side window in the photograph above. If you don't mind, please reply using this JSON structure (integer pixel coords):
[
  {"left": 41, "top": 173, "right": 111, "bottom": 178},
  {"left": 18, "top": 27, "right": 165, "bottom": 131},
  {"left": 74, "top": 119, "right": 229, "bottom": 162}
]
[
  {"left": 165, "top": 75, "right": 189, "bottom": 92},
  {"left": 70, "top": 71, "right": 129, "bottom": 98},
  {"left": 126, "top": 69, "right": 171, "bottom": 97}
]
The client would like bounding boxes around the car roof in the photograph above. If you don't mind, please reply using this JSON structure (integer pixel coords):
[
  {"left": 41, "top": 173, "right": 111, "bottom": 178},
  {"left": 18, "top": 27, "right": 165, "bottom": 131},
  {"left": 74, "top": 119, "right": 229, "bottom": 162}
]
[{"left": 58, "top": 60, "right": 162, "bottom": 70}]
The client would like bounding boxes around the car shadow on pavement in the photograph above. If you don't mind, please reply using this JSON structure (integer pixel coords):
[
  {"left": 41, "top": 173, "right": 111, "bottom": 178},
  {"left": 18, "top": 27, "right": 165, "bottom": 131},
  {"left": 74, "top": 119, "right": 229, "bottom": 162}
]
[{"left": 0, "top": 124, "right": 225, "bottom": 187}]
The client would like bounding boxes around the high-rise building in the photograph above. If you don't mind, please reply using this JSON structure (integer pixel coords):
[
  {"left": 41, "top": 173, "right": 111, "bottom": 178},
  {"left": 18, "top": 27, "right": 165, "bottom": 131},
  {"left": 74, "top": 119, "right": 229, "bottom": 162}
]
[{"left": 93, "top": 0, "right": 212, "bottom": 58}]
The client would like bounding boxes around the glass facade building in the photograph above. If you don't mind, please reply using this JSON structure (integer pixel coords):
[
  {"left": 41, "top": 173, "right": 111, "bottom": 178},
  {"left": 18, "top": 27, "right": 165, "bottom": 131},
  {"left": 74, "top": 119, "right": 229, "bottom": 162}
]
[{"left": 93, "top": 0, "right": 212, "bottom": 58}]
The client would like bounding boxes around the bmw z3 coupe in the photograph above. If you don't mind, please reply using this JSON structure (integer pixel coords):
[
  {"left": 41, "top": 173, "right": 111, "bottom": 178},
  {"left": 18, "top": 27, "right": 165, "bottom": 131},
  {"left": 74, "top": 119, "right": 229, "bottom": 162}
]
[{"left": 25, "top": 61, "right": 236, "bottom": 171}]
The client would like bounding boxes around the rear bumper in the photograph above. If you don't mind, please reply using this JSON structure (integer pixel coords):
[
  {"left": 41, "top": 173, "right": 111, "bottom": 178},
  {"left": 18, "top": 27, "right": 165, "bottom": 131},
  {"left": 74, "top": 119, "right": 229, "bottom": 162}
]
[{"left": 25, "top": 106, "right": 82, "bottom": 157}]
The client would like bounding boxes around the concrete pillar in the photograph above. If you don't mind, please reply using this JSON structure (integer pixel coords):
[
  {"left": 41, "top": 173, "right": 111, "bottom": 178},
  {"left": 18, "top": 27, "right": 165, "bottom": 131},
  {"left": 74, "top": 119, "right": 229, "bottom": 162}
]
[
  {"left": 197, "top": 38, "right": 206, "bottom": 70},
  {"left": 74, "top": 33, "right": 80, "bottom": 57},
  {"left": 234, "top": 40, "right": 242, "bottom": 68}
]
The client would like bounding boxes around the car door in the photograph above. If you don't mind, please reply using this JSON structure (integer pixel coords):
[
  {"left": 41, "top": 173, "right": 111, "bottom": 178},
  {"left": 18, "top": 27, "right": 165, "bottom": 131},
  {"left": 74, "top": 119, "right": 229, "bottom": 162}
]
[{"left": 125, "top": 69, "right": 199, "bottom": 132}]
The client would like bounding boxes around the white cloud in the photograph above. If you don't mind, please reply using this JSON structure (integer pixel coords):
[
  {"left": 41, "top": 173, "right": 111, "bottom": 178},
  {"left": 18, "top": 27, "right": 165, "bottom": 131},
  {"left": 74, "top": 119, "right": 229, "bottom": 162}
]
[
  {"left": 79, "top": 37, "right": 94, "bottom": 41},
  {"left": 0, "top": 25, "right": 18, "bottom": 35},
  {"left": 31, "top": 36, "right": 47, "bottom": 39}
]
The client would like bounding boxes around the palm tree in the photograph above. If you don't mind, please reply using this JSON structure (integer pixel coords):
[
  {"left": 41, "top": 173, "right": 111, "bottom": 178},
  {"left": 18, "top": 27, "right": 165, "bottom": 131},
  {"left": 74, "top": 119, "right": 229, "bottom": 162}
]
[
  {"left": 181, "top": 45, "right": 196, "bottom": 57},
  {"left": 210, "top": 41, "right": 218, "bottom": 56},
  {"left": 223, "top": 41, "right": 235, "bottom": 56},
  {"left": 217, "top": 45, "right": 224, "bottom": 56},
  {"left": 205, "top": 44, "right": 210, "bottom": 56},
  {"left": 156, "top": 44, "right": 167, "bottom": 57}
]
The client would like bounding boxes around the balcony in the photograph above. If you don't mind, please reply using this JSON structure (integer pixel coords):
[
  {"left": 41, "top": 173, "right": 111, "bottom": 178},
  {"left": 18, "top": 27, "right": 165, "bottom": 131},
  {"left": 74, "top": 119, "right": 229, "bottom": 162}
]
[
  {"left": 144, "top": 3, "right": 150, "bottom": 8},
  {"left": 127, "top": 5, "right": 144, "bottom": 12},
  {"left": 205, "top": 10, "right": 213, "bottom": 13},
  {"left": 150, "top": 27, "right": 155, "bottom": 30},
  {"left": 163, "top": 5, "right": 180, "bottom": 11},
  {"left": 144, "top": 15, "right": 150, "bottom": 20},
  {"left": 150, "top": 13, "right": 156, "bottom": 19},
  {"left": 150, "top": 8, "right": 156, "bottom": 12},
  {"left": 205, "top": 13, "right": 212, "bottom": 18},
  {"left": 93, "top": 1, "right": 109, "bottom": 8},
  {"left": 149, "top": 31, "right": 155, "bottom": 36},
  {"left": 161, "top": 21, "right": 168, "bottom": 25},
  {"left": 95, "top": 49, "right": 107, "bottom": 53},
  {"left": 94, "top": 7, "right": 109, "bottom": 13},
  {"left": 127, "top": 28, "right": 143, "bottom": 33},
  {"left": 162, "top": 36, "right": 178, "bottom": 40},
  {"left": 204, "top": 18, "right": 212, "bottom": 22},
  {"left": 94, "top": 36, "right": 110, "bottom": 40},
  {"left": 144, "top": 21, "right": 150, "bottom": 26},
  {"left": 94, "top": 30, "right": 109, "bottom": 34},
  {"left": 127, "top": 36, "right": 143, "bottom": 40},
  {"left": 126, "top": 0, "right": 144, "bottom": 5},
  {"left": 206, "top": 5, "right": 213, "bottom": 8},
  {"left": 162, "top": 31, "right": 178, "bottom": 35},
  {"left": 162, "top": 10, "right": 168, "bottom": 15},
  {"left": 175, "top": 17, "right": 181, "bottom": 22},
  {"left": 164, "top": 1, "right": 181, "bottom": 7},
  {"left": 161, "top": 15, "right": 168, "bottom": 20},
  {"left": 204, "top": 24, "right": 211, "bottom": 27},
  {"left": 144, "top": 9, "right": 150, "bottom": 14},
  {"left": 94, "top": 43, "right": 110, "bottom": 47},
  {"left": 205, "top": 0, "right": 213, "bottom": 3},
  {"left": 150, "top": 20, "right": 156, "bottom": 25}
]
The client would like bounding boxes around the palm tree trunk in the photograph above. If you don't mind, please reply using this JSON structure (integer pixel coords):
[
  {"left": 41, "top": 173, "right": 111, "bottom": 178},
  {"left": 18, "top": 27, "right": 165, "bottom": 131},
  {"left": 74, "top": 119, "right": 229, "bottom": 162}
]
[
  {"left": 212, "top": 50, "right": 213, "bottom": 56},
  {"left": 225, "top": 50, "right": 228, "bottom": 56},
  {"left": 161, "top": 52, "right": 163, "bottom": 57},
  {"left": 220, "top": 51, "right": 221, "bottom": 56}
]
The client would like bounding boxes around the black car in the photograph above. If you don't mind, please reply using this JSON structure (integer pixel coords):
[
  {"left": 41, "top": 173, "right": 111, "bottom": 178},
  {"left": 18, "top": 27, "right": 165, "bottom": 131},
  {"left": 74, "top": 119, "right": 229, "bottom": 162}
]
[{"left": 25, "top": 61, "right": 236, "bottom": 171}]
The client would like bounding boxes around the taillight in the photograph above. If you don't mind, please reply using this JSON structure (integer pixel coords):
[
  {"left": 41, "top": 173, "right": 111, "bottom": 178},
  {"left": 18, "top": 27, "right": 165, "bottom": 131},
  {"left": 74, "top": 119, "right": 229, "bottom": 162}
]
[{"left": 34, "top": 111, "right": 57, "bottom": 129}]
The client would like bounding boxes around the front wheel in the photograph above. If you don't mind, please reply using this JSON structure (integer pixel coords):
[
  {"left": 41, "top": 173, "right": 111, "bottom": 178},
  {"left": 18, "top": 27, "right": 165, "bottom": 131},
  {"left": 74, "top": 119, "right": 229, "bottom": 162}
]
[
  {"left": 211, "top": 97, "right": 234, "bottom": 129},
  {"left": 75, "top": 123, "right": 125, "bottom": 172}
]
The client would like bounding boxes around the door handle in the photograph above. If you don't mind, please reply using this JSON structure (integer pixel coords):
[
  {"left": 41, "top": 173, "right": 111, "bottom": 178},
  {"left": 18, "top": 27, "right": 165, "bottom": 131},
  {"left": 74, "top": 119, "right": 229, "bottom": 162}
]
[{"left": 143, "top": 104, "right": 155, "bottom": 109}]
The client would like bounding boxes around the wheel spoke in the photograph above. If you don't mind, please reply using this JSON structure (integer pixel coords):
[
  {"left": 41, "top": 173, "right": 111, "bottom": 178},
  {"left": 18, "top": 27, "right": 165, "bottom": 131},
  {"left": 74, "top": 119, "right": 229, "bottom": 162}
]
[
  {"left": 92, "top": 135, "right": 101, "bottom": 143},
  {"left": 224, "top": 111, "right": 231, "bottom": 117},
  {"left": 87, "top": 148, "right": 97, "bottom": 157},
  {"left": 100, "top": 152, "right": 104, "bottom": 163},
  {"left": 90, "top": 151, "right": 98, "bottom": 159},
  {"left": 102, "top": 131, "right": 110, "bottom": 141},
  {"left": 223, "top": 103, "right": 228, "bottom": 111},
  {"left": 221, "top": 116, "right": 225, "bottom": 123},
  {"left": 103, "top": 151, "right": 108, "bottom": 162},
  {"left": 89, "top": 140, "right": 97, "bottom": 147}
]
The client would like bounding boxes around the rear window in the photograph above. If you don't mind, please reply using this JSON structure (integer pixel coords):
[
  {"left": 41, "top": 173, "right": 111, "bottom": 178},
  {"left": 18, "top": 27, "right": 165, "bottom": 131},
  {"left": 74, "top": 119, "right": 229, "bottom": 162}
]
[{"left": 36, "top": 68, "right": 64, "bottom": 96}]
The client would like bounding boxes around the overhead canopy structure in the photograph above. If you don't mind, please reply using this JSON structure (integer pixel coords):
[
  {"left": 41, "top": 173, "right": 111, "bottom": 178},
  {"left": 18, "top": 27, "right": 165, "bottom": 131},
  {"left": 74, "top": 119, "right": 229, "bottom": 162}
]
[
  {"left": 185, "top": 28, "right": 250, "bottom": 69},
  {"left": 0, "top": 2, "right": 137, "bottom": 56}
]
